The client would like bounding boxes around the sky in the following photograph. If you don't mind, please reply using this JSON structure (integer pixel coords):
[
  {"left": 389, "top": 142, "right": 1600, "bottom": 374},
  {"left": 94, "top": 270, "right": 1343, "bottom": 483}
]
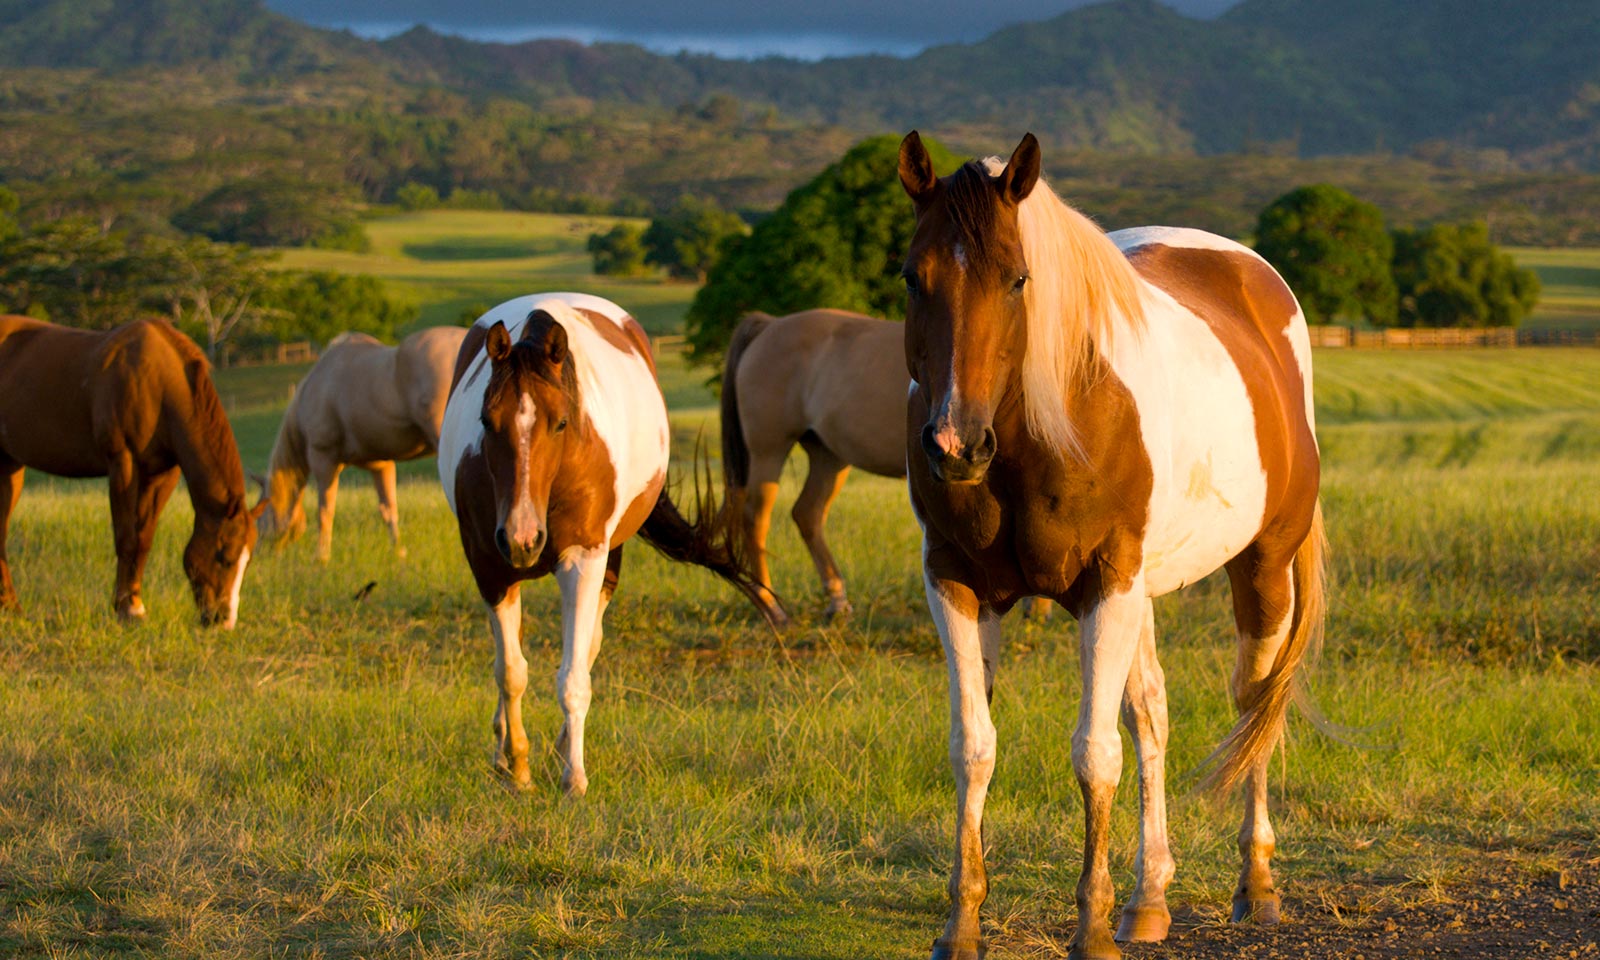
[{"left": 263, "top": 0, "right": 1243, "bottom": 60}]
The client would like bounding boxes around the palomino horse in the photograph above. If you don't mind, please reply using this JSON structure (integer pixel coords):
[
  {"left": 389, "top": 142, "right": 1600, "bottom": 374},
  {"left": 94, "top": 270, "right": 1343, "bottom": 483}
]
[
  {"left": 440, "top": 292, "right": 783, "bottom": 796},
  {"left": 899, "top": 132, "right": 1324, "bottom": 960},
  {"left": 256, "top": 325, "right": 466, "bottom": 560},
  {"left": 721, "top": 309, "right": 906, "bottom": 621},
  {"left": 0, "top": 316, "right": 262, "bottom": 627}
]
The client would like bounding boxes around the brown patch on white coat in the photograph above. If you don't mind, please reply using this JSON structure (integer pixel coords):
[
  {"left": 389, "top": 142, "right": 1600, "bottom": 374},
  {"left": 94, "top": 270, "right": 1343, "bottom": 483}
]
[{"left": 898, "top": 132, "right": 1325, "bottom": 960}]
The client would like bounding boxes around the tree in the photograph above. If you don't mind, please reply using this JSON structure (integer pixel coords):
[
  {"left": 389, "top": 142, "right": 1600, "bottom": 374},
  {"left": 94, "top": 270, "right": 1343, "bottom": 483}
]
[
  {"left": 173, "top": 176, "right": 369, "bottom": 251},
  {"left": 686, "top": 133, "right": 960, "bottom": 370},
  {"left": 256, "top": 271, "right": 417, "bottom": 345},
  {"left": 396, "top": 182, "right": 441, "bottom": 211},
  {"left": 1390, "top": 222, "right": 1541, "bottom": 328},
  {"left": 1254, "top": 184, "right": 1397, "bottom": 326},
  {"left": 147, "top": 236, "right": 279, "bottom": 359},
  {"left": 0, "top": 186, "right": 18, "bottom": 243},
  {"left": 0, "top": 217, "right": 149, "bottom": 326},
  {"left": 586, "top": 224, "right": 651, "bottom": 277},
  {"left": 642, "top": 196, "right": 748, "bottom": 282}
]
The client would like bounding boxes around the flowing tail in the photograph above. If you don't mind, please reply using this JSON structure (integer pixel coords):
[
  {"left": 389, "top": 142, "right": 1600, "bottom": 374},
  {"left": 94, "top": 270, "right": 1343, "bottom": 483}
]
[
  {"left": 639, "top": 440, "right": 790, "bottom": 629},
  {"left": 719, "top": 311, "right": 776, "bottom": 496},
  {"left": 1206, "top": 500, "right": 1327, "bottom": 792}
]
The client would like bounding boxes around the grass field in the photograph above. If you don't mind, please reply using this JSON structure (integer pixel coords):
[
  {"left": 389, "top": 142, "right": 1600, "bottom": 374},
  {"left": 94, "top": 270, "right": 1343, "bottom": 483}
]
[
  {"left": 4, "top": 214, "right": 1600, "bottom": 956},
  {"left": 1509, "top": 246, "right": 1600, "bottom": 334},
  {"left": 3, "top": 342, "right": 1599, "bottom": 958}
]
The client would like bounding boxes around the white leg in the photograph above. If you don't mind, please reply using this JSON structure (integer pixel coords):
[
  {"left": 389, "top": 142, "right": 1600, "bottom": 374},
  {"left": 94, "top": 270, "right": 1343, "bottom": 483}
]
[
  {"left": 926, "top": 562, "right": 999, "bottom": 960},
  {"left": 1116, "top": 599, "right": 1174, "bottom": 943},
  {"left": 1070, "top": 581, "right": 1147, "bottom": 960},
  {"left": 554, "top": 544, "right": 609, "bottom": 797},
  {"left": 488, "top": 586, "right": 531, "bottom": 788}
]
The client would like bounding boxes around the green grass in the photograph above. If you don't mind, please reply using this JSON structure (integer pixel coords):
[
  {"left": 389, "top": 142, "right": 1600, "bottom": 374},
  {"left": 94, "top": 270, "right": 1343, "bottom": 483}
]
[
  {"left": 274, "top": 211, "right": 699, "bottom": 335},
  {"left": 5, "top": 341, "right": 1600, "bottom": 955},
  {"left": 1509, "top": 246, "right": 1600, "bottom": 333}
]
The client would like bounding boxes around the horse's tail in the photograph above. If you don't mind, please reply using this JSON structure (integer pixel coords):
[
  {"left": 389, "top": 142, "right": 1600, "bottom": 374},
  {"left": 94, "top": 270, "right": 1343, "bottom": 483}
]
[
  {"left": 719, "top": 312, "right": 776, "bottom": 492},
  {"left": 257, "top": 387, "right": 310, "bottom": 544},
  {"left": 1205, "top": 500, "right": 1327, "bottom": 792},
  {"left": 638, "top": 441, "right": 789, "bottom": 629}
]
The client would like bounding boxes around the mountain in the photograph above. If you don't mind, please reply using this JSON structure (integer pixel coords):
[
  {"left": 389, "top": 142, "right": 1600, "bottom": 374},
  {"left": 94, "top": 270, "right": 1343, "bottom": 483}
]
[{"left": 2, "top": 0, "right": 1596, "bottom": 165}]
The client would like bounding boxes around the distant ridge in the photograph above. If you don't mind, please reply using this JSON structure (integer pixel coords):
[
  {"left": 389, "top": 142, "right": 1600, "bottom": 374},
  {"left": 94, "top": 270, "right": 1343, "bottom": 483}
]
[{"left": 1, "top": 0, "right": 1598, "bottom": 167}]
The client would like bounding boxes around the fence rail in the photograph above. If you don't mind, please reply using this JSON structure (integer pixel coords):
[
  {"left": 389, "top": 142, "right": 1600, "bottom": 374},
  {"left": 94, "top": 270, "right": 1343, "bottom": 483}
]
[{"left": 1307, "top": 326, "right": 1597, "bottom": 348}]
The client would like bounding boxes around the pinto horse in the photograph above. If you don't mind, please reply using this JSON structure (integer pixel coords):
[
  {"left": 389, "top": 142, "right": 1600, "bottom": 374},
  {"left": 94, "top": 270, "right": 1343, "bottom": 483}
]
[
  {"left": 0, "top": 315, "right": 261, "bottom": 627},
  {"left": 898, "top": 132, "right": 1325, "bottom": 960},
  {"left": 256, "top": 325, "right": 466, "bottom": 560},
  {"left": 440, "top": 293, "right": 783, "bottom": 796}
]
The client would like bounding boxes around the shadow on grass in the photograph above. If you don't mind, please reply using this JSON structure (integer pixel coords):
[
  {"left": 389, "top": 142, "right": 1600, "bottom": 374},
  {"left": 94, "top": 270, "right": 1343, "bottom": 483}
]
[{"left": 402, "top": 236, "right": 568, "bottom": 261}]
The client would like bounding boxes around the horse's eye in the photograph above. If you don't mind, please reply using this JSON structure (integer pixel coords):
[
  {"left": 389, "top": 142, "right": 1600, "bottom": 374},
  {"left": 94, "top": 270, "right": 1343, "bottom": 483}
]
[
  {"left": 479, "top": 413, "right": 491, "bottom": 430},
  {"left": 1012, "top": 275, "right": 1028, "bottom": 294},
  {"left": 903, "top": 274, "right": 919, "bottom": 297},
  {"left": 555, "top": 418, "right": 568, "bottom": 433}
]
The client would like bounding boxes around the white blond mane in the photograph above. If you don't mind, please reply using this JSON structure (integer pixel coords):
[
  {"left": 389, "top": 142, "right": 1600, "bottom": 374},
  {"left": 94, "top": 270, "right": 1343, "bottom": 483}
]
[{"left": 982, "top": 157, "right": 1148, "bottom": 460}]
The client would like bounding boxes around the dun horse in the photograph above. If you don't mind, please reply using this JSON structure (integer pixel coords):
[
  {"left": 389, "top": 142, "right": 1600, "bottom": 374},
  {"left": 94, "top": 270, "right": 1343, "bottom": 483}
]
[
  {"left": 440, "top": 293, "right": 783, "bottom": 796},
  {"left": 0, "top": 315, "right": 261, "bottom": 627},
  {"left": 899, "top": 132, "right": 1324, "bottom": 960},
  {"left": 721, "top": 309, "right": 906, "bottom": 621},
  {"left": 256, "top": 325, "right": 466, "bottom": 560}
]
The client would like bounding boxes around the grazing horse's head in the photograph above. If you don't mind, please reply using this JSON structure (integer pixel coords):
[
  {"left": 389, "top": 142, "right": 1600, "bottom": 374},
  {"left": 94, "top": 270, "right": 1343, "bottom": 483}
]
[
  {"left": 184, "top": 497, "right": 262, "bottom": 628},
  {"left": 899, "top": 131, "right": 1042, "bottom": 484},
  {"left": 479, "top": 311, "right": 578, "bottom": 569}
]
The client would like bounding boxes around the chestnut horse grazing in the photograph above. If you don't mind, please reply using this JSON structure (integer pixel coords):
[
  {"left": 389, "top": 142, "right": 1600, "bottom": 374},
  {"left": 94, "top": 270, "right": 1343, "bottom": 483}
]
[
  {"left": 0, "top": 315, "right": 261, "bottom": 626},
  {"left": 721, "top": 309, "right": 907, "bottom": 621},
  {"left": 256, "top": 325, "right": 466, "bottom": 560},
  {"left": 899, "top": 132, "right": 1324, "bottom": 960},
  {"left": 440, "top": 293, "right": 783, "bottom": 796}
]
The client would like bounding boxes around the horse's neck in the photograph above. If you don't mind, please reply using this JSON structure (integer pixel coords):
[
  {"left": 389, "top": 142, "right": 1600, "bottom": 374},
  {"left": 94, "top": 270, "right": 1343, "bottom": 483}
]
[
  {"left": 264, "top": 411, "right": 310, "bottom": 511},
  {"left": 170, "top": 393, "right": 246, "bottom": 517}
]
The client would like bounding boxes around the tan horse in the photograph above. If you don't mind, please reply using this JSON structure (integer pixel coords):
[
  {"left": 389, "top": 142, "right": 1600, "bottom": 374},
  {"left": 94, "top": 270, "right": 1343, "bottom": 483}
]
[
  {"left": 256, "top": 325, "right": 466, "bottom": 560},
  {"left": 900, "top": 132, "right": 1324, "bottom": 960},
  {"left": 0, "top": 315, "right": 261, "bottom": 626},
  {"left": 720, "top": 310, "right": 907, "bottom": 621}
]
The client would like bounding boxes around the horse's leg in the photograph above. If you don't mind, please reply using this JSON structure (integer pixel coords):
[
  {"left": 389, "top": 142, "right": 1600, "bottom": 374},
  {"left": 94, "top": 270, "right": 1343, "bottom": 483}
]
[
  {"left": 0, "top": 458, "right": 24, "bottom": 610},
  {"left": 107, "top": 450, "right": 149, "bottom": 619},
  {"left": 1020, "top": 597, "right": 1055, "bottom": 620},
  {"left": 925, "top": 568, "right": 1001, "bottom": 960},
  {"left": 740, "top": 452, "right": 786, "bottom": 609},
  {"left": 586, "top": 546, "right": 623, "bottom": 669},
  {"left": 1069, "top": 582, "right": 1147, "bottom": 960},
  {"left": 793, "top": 437, "right": 853, "bottom": 621},
  {"left": 1115, "top": 599, "right": 1174, "bottom": 943},
  {"left": 1224, "top": 552, "right": 1296, "bottom": 925},
  {"left": 487, "top": 583, "right": 531, "bottom": 788},
  {"left": 554, "top": 544, "right": 609, "bottom": 798},
  {"left": 369, "top": 461, "right": 404, "bottom": 558},
  {"left": 309, "top": 455, "right": 343, "bottom": 563},
  {"left": 125, "top": 466, "right": 180, "bottom": 619}
]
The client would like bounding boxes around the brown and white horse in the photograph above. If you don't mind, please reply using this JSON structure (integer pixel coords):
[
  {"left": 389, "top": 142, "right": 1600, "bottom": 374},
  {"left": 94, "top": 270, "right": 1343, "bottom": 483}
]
[
  {"left": 899, "top": 132, "right": 1325, "bottom": 960},
  {"left": 256, "top": 325, "right": 466, "bottom": 560},
  {"left": 0, "top": 315, "right": 262, "bottom": 627},
  {"left": 720, "top": 309, "right": 907, "bottom": 621},
  {"left": 440, "top": 292, "right": 783, "bottom": 796}
]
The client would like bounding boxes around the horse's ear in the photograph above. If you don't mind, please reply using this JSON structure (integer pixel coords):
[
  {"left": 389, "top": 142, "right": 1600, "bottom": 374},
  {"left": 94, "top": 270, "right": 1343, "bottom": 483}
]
[
  {"left": 544, "top": 320, "right": 568, "bottom": 366},
  {"left": 486, "top": 321, "right": 512, "bottom": 362},
  {"left": 250, "top": 499, "right": 269, "bottom": 522},
  {"left": 899, "top": 130, "right": 938, "bottom": 206},
  {"left": 999, "top": 132, "right": 1041, "bottom": 206}
]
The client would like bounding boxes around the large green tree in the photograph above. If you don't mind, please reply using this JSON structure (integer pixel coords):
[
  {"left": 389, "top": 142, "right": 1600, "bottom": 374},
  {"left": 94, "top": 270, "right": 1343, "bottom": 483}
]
[
  {"left": 1390, "top": 222, "right": 1540, "bottom": 328},
  {"left": 586, "top": 224, "right": 650, "bottom": 277},
  {"left": 685, "top": 133, "right": 960, "bottom": 370},
  {"left": 1255, "top": 184, "right": 1397, "bottom": 326},
  {"left": 642, "top": 196, "right": 747, "bottom": 282},
  {"left": 256, "top": 271, "right": 417, "bottom": 345}
]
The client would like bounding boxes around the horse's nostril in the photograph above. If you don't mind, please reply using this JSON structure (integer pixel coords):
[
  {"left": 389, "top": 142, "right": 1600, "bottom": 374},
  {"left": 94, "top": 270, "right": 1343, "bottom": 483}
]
[
  {"left": 494, "top": 526, "right": 511, "bottom": 559},
  {"left": 921, "top": 422, "right": 942, "bottom": 460},
  {"left": 971, "top": 426, "right": 997, "bottom": 464}
]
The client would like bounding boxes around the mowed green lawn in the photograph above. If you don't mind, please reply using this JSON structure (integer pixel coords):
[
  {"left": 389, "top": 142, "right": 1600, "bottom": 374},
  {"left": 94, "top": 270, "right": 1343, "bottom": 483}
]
[
  {"left": 3, "top": 341, "right": 1599, "bottom": 958},
  {"left": 1508, "top": 246, "right": 1600, "bottom": 333}
]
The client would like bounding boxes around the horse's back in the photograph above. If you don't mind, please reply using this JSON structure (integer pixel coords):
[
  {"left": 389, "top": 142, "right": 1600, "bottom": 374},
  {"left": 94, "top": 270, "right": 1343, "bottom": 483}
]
[
  {"left": 295, "top": 334, "right": 425, "bottom": 463},
  {"left": 733, "top": 309, "right": 908, "bottom": 477},
  {"left": 396, "top": 326, "right": 468, "bottom": 446},
  {"left": 1109, "top": 227, "right": 1319, "bottom": 594}
]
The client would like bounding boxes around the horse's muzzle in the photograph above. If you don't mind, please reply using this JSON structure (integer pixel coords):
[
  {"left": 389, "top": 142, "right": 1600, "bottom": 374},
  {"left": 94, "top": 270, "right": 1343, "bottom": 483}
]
[
  {"left": 495, "top": 524, "right": 546, "bottom": 568},
  {"left": 921, "top": 421, "right": 996, "bottom": 484}
]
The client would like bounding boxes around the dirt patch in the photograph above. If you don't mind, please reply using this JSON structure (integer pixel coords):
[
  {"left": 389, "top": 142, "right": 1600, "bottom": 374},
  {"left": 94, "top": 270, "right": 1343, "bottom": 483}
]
[{"left": 1124, "top": 855, "right": 1600, "bottom": 959}]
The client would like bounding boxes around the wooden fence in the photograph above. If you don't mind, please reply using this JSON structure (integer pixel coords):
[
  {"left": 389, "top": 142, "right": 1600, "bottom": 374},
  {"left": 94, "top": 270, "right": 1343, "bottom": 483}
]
[{"left": 1306, "top": 326, "right": 1597, "bottom": 349}]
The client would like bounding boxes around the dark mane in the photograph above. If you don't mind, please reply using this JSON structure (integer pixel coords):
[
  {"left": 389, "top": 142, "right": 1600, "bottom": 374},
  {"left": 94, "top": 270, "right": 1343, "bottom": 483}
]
[
  {"left": 145, "top": 319, "right": 247, "bottom": 506},
  {"left": 486, "top": 311, "right": 581, "bottom": 416}
]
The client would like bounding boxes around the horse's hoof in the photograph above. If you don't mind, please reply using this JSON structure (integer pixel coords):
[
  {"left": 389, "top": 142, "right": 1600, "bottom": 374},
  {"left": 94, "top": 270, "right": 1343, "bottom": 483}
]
[
  {"left": 492, "top": 761, "right": 532, "bottom": 793},
  {"left": 562, "top": 770, "right": 588, "bottom": 798},
  {"left": 116, "top": 599, "right": 147, "bottom": 621},
  {"left": 930, "top": 936, "right": 986, "bottom": 960},
  {"left": 823, "top": 599, "right": 853, "bottom": 623},
  {"left": 395, "top": 546, "right": 408, "bottom": 559},
  {"left": 1068, "top": 924, "right": 1122, "bottom": 960},
  {"left": 1231, "top": 896, "right": 1281, "bottom": 925},
  {"left": 1115, "top": 904, "right": 1171, "bottom": 943}
]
